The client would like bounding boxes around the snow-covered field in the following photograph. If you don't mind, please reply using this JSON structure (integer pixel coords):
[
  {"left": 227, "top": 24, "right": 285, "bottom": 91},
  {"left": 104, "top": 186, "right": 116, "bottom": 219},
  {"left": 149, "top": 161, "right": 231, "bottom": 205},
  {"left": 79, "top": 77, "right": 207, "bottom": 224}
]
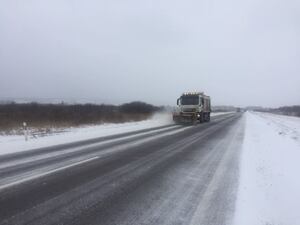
[{"left": 235, "top": 112, "right": 300, "bottom": 225}]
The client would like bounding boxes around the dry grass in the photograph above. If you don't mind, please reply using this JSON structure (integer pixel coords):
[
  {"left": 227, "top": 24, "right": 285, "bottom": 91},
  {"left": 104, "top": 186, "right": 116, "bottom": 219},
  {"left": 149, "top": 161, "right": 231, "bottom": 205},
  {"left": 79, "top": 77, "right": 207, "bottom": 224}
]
[{"left": 0, "top": 102, "right": 160, "bottom": 135}]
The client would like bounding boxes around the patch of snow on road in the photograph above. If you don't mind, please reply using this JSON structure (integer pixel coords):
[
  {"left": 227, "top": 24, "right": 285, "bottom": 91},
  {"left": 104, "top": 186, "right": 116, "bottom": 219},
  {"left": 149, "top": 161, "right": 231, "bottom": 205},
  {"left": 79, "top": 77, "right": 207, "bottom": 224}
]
[{"left": 234, "top": 112, "right": 300, "bottom": 225}]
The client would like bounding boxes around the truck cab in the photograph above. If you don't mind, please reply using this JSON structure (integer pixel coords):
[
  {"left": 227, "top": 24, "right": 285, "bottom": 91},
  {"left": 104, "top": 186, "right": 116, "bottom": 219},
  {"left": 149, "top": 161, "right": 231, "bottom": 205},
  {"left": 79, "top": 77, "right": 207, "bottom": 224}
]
[{"left": 173, "top": 92, "right": 211, "bottom": 124}]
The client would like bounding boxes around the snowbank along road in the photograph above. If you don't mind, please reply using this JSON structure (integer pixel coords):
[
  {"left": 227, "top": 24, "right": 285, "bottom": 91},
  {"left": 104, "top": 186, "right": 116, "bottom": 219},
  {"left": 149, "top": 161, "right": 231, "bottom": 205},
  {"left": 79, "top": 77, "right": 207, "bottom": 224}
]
[
  {"left": 234, "top": 112, "right": 300, "bottom": 225},
  {"left": 0, "top": 113, "right": 245, "bottom": 225}
]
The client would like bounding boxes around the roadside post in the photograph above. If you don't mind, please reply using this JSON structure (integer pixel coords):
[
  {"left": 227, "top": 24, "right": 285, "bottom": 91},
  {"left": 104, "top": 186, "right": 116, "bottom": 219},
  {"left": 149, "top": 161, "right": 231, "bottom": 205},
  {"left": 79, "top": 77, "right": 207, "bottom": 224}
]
[{"left": 23, "top": 122, "right": 28, "bottom": 141}]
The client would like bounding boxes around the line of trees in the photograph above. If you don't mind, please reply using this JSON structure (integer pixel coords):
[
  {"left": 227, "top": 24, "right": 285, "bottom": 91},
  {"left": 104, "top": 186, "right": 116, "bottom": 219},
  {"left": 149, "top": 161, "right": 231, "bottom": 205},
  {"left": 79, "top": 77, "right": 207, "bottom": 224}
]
[
  {"left": 0, "top": 101, "right": 162, "bottom": 130},
  {"left": 255, "top": 105, "right": 300, "bottom": 117}
]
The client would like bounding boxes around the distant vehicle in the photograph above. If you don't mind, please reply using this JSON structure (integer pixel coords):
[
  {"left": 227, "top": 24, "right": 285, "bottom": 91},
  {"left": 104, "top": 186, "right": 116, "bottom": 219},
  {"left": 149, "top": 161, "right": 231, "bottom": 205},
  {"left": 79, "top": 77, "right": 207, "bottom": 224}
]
[{"left": 173, "top": 92, "right": 211, "bottom": 124}]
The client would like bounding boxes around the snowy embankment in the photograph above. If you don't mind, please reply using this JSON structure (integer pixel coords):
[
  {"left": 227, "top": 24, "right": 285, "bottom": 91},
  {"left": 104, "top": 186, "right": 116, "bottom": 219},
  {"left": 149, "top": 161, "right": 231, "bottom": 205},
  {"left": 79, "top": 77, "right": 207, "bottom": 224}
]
[
  {"left": 235, "top": 112, "right": 300, "bottom": 225},
  {"left": 0, "top": 112, "right": 232, "bottom": 155}
]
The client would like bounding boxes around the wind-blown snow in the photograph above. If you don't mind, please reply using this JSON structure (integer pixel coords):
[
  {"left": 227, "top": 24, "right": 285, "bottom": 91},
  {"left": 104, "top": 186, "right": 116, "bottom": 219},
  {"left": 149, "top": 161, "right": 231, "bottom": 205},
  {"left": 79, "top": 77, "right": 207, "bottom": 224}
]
[{"left": 234, "top": 112, "right": 300, "bottom": 225}]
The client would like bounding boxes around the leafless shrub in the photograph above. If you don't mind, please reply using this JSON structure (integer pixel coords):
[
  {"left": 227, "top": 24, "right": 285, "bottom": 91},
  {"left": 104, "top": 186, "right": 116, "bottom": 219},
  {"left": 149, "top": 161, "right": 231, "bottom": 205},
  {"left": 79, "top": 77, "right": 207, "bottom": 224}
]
[{"left": 0, "top": 101, "right": 162, "bottom": 133}]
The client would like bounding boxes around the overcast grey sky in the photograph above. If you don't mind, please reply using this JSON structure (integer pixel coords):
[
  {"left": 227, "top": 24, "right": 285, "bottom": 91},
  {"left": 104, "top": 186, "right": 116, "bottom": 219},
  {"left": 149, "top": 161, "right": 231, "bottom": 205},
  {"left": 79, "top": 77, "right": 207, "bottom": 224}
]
[{"left": 0, "top": 0, "right": 299, "bottom": 107}]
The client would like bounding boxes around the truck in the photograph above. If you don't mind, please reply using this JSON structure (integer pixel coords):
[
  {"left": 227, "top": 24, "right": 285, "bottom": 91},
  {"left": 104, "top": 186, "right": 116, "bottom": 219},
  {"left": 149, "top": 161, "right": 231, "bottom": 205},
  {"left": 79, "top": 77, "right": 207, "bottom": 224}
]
[{"left": 173, "top": 92, "right": 211, "bottom": 124}]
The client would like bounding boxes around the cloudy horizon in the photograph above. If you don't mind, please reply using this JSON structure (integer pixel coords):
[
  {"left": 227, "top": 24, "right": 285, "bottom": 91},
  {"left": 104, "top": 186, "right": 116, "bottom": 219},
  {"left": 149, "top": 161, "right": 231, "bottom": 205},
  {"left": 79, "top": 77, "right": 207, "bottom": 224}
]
[{"left": 1, "top": 0, "right": 299, "bottom": 107}]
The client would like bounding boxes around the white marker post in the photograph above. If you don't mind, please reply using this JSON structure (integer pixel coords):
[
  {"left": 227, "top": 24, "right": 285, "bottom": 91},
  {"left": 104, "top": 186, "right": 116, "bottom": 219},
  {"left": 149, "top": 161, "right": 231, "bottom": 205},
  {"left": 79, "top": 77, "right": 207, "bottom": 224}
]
[{"left": 23, "top": 122, "right": 28, "bottom": 141}]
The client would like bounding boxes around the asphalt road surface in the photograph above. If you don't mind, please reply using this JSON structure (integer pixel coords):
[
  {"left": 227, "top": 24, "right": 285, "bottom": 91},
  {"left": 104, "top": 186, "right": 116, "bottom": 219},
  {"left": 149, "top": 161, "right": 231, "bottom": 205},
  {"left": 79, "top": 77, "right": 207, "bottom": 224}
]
[{"left": 0, "top": 113, "right": 245, "bottom": 225}]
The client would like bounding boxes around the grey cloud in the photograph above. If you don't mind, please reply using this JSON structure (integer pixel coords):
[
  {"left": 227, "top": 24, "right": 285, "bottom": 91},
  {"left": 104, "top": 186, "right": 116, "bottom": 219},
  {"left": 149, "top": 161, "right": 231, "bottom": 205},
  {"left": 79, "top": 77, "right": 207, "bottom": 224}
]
[{"left": 0, "top": 0, "right": 299, "bottom": 107}]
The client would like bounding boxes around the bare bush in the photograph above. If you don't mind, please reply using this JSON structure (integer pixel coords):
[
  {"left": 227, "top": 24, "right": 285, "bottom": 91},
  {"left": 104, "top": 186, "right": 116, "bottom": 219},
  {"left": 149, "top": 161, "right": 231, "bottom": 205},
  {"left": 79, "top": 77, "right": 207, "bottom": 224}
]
[{"left": 0, "top": 102, "right": 162, "bottom": 133}]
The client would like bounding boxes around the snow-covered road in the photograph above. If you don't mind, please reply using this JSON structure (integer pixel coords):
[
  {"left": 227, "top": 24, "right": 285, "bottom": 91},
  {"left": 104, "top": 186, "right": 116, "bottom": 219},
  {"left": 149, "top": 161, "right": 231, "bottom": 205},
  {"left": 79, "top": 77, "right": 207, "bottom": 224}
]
[
  {"left": 1, "top": 111, "right": 299, "bottom": 225},
  {"left": 0, "top": 113, "right": 242, "bottom": 225}
]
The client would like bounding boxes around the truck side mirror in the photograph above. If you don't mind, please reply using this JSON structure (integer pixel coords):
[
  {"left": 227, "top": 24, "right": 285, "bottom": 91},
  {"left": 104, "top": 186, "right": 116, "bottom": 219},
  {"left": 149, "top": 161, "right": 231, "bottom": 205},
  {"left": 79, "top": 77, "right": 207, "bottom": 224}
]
[{"left": 177, "top": 98, "right": 180, "bottom": 105}]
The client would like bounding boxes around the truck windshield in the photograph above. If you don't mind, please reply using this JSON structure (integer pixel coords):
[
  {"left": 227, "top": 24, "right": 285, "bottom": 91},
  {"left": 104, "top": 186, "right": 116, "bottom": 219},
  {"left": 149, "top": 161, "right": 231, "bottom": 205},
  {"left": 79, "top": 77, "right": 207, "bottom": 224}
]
[{"left": 181, "top": 96, "right": 199, "bottom": 105}]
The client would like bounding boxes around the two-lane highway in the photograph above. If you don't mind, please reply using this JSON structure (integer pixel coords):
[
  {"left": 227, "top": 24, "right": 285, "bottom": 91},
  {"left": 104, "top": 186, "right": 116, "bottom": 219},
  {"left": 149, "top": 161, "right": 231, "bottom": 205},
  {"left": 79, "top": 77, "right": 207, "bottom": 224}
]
[{"left": 0, "top": 113, "right": 244, "bottom": 225}]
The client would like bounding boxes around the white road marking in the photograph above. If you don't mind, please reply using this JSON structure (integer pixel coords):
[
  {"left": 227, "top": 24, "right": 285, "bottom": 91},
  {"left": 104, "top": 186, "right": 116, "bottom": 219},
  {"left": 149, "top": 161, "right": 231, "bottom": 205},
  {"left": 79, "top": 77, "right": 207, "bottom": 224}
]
[{"left": 0, "top": 156, "right": 99, "bottom": 191}]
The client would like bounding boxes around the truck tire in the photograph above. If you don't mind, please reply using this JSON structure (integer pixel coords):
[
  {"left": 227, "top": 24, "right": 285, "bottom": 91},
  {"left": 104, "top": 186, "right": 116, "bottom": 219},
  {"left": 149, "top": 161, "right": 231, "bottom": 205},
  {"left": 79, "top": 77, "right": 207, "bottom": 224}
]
[
  {"left": 199, "top": 113, "right": 204, "bottom": 123},
  {"left": 203, "top": 113, "right": 209, "bottom": 122}
]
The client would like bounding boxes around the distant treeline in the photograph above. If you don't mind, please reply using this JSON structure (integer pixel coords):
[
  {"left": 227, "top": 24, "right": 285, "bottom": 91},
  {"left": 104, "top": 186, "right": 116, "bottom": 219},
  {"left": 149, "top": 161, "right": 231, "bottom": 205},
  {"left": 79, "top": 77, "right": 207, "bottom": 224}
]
[
  {"left": 211, "top": 105, "right": 237, "bottom": 112},
  {"left": 0, "top": 101, "right": 162, "bottom": 130},
  {"left": 255, "top": 105, "right": 300, "bottom": 117}
]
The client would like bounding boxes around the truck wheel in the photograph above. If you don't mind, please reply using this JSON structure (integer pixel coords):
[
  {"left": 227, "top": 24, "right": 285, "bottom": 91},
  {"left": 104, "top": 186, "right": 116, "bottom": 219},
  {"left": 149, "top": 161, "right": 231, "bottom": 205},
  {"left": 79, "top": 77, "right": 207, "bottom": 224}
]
[
  {"left": 203, "top": 113, "right": 207, "bottom": 122},
  {"left": 199, "top": 113, "right": 204, "bottom": 123},
  {"left": 204, "top": 113, "right": 210, "bottom": 122}
]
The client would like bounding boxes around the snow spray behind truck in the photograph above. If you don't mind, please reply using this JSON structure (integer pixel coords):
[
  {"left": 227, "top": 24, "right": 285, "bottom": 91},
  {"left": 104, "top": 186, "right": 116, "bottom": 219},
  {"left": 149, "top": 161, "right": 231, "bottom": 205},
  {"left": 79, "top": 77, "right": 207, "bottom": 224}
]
[{"left": 173, "top": 92, "right": 211, "bottom": 124}]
